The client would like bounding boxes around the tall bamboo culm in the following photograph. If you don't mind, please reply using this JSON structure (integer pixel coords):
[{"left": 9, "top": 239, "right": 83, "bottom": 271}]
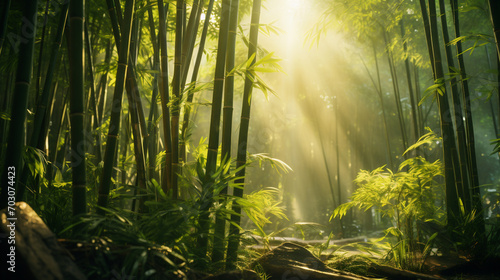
[
  {"left": 171, "top": 0, "right": 184, "bottom": 199},
  {"left": 0, "top": 0, "right": 11, "bottom": 56},
  {"left": 212, "top": 0, "right": 240, "bottom": 265},
  {"left": 450, "top": 0, "right": 484, "bottom": 232},
  {"left": 157, "top": 0, "right": 173, "bottom": 195},
  {"left": 198, "top": 0, "right": 232, "bottom": 258},
  {"left": 68, "top": 0, "right": 88, "bottom": 216},
  {"left": 489, "top": 0, "right": 500, "bottom": 62},
  {"left": 0, "top": 0, "right": 38, "bottom": 208},
  {"left": 15, "top": 3, "right": 69, "bottom": 201},
  {"left": 226, "top": 0, "right": 262, "bottom": 269},
  {"left": 97, "top": 0, "right": 135, "bottom": 213},
  {"left": 421, "top": 0, "right": 461, "bottom": 226},
  {"left": 180, "top": 0, "right": 215, "bottom": 163}
]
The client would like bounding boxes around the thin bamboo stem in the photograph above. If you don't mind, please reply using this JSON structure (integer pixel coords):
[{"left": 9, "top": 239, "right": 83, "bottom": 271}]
[
  {"left": 171, "top": 0, "right": 185, "bottom": 199},
  {"left": 157, "top": 0, "right": 173, "bottom": 195},
  {"left": 0, "top": 0, "right": 11, "bottom": 55}
]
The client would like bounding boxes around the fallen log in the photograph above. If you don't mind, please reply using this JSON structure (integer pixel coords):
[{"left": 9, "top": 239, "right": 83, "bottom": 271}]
[
  {"left": 0, "top": 202, "right": 86, "bottom": 280},
  {"left": 368, "top": 264, "right": 443, "bottom": 280},
  {"left": 253, "top": 242, "right": 374, "bottom": 280},
  {"left": 200, "top": 269, "right": 260, "bottom": 280}
]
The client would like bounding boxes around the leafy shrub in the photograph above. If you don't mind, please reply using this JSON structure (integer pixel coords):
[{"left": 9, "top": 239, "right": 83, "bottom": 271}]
[{"left": 332, "top": 130, "right": 446, "bottom": 271}]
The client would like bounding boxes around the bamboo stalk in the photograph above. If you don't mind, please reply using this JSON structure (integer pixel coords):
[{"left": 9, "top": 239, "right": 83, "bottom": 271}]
[
  {"left": 106, "top": 0, "right": 122, "bottom": 47},
  {"left": 85, "top": 20, "right": 103, "bottom": 163},
  {"left": 205, "top": 0, "right": 231, "bottom": 185},
  {"left": 146, "top": 1, "right": 160, "bottom": 182},
  {"left": 0, "top": 0, "right": 11, "bottom": 55},
  {"left": 97, "top": 0, "right": 135, "bottom": 213},
  {"left": 68, "top": 0, "right": 88, "bottom": 216},
  {"left": 450, "top": 0, "right": 484, "bottom": 231},
  {"left": 180, "top": 0, "right": 215, "bottom": 163},
  {"left": 213, "top": 0, "right": 240, "bottom": 265},
  {"left": 171, "top": 0, "right": 185, "bottom": 199},
  {"left": 400, "top": 20, "right": 420, "bottom": 145},
  {"left": 31, "top": 3, "right": 69, "bottom": 151},
  {"left": 0, "top": 0, "right": 39, "bottom": 208},
  {"left": 383, "top": 31, "right": 408, "bottom": 153},
  {"left": 198, "top": 0, "right": 232, "bottom": 257},
  {"left": 226, "top": 0, "right": 262, "bottom": 269},
  {"left": 97, "top": 40, "right": 112, "bottom": 123},
  {"left": 180, "top": 0, "right": 203, "bottom": 90},
  {"left": 35, "top": 0, "right": 52, "bottom": 102},
  {"left": 438, "top": 0, "right": 472, "bottom": 212},
  {"left": 489, "top": 0, "right": 500, "bottom": 62},
  {"left": 157, "top": 0, "right": 173, "bottom": 195},
  {"left": 422, "top": 0, "right": 461, "bottom": 226}
]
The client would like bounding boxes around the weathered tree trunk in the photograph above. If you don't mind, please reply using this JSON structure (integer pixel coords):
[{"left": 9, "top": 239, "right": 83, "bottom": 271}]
[{"left": 254, "top": 243, "right": 373, "bottom": 280}]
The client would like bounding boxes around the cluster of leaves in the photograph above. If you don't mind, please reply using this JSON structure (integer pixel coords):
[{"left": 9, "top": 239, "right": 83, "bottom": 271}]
[{"left": 332, "top": 130, "right": 445, "bottom": 271}]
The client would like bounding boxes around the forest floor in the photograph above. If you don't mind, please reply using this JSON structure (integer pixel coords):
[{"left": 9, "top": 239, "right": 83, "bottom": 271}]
[{"left": 245, "top": 236, "right": 500, "bottom": 280}]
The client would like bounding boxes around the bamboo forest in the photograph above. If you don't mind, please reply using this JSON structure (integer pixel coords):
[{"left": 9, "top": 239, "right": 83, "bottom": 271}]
[{"left": 1, "top": 0, "right": 500, "bottom": 279}]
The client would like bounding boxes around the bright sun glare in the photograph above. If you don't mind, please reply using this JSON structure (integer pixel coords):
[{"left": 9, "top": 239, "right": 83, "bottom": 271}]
[{"left": 289, "top": 0, "right": 301, "bottom": 9}]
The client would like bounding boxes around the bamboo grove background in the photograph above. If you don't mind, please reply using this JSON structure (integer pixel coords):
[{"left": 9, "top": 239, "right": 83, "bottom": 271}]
[{"left": 0, "top": 0, "right": 500, "bottom": 277}]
